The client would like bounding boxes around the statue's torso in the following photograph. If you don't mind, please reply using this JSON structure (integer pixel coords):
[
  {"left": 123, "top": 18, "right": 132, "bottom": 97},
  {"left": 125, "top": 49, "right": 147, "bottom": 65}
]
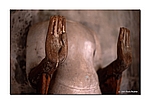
[{"left": 27, "top": 20, "right": 102, "bottom": 94}]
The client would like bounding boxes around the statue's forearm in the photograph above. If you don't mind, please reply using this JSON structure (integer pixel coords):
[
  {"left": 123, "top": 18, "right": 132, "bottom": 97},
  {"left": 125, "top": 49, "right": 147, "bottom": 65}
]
[
  {"left": 98, "top": 27, "right": 132, "bottom": 94},
  {"left": 28, "top": 16, "right": 68, "bottom": 94},
  {"left": 97, "top": 59, "right": 129, "bottom": 94}
]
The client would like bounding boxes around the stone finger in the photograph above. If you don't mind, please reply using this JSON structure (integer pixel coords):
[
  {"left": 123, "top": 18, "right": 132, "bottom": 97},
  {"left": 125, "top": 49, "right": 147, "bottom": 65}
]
[
  {"left": 49, "top": 16, "right": 55, "bottom": 35},
  {"left": 124, "top": 28, "right": 128, "bottom": 47},
  {"left": 53, "top": 16, "right": 58, "bottom": 37},
  {"left": 57, "top": 16, "right": 63, "bottom": 35},
  {"left": 62, "top": 16, "right": 66, "bottom": 33},
  {"left": 127, "top": 29, "right": 130, "bottom": 47}
]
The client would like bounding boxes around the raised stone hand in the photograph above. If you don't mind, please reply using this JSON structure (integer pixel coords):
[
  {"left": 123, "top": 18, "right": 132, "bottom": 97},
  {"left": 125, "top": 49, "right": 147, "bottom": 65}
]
[
  {"left": 97, "top": 27, "right": 132, "bottom": 94},
  {"left": 116, "top": 27, "right": 132, "bottom": 74},
  {"left": 28, "top": 15, "right": 68, "bottom": 94},
  {"left": 45, "top": 15, "right": 68, "bottom": 65}
]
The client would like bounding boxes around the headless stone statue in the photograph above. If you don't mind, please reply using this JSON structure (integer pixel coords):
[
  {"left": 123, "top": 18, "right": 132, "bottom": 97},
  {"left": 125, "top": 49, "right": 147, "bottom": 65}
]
[{"left": 26, "top": 16, "right": 132, "bottom": 94}]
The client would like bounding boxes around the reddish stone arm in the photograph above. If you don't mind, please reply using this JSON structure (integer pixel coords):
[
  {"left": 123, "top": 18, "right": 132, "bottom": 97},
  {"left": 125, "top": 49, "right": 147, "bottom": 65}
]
[
  {"left": 97, "top": 27, "right": 132, "bottom": 94},
  {"left": 28, "top": 16, "right": 68, "bottom": 94}
]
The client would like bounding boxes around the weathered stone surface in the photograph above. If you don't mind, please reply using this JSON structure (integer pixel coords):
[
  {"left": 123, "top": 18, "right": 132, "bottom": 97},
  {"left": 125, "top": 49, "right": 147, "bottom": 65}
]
[
  {"left": 10, "top": 10, "right": 140, "bottom": 94},
  {"left": 27, "top": 20, "right": 102, "bottom": 94}
]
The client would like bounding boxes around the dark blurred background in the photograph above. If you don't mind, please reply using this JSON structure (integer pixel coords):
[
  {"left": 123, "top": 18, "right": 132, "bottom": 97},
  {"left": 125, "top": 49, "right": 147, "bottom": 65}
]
[{"left": 10, "top": 10, "right": 140, "bottom": 94}]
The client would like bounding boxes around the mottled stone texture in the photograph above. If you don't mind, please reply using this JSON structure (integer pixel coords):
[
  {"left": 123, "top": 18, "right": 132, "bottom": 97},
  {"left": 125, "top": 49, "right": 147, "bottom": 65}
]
[{"left": 10, "top": 10, "right": 140, "bottom": 94}]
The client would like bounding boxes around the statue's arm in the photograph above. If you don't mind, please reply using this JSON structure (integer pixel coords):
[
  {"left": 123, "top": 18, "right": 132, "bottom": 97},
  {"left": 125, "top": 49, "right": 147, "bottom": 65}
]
[
  {"left": 97, "top": 27, "right": 132, "bottom": 94},
  {"left": 28, "top": 16, "right": 68, "bottom": 94}
]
